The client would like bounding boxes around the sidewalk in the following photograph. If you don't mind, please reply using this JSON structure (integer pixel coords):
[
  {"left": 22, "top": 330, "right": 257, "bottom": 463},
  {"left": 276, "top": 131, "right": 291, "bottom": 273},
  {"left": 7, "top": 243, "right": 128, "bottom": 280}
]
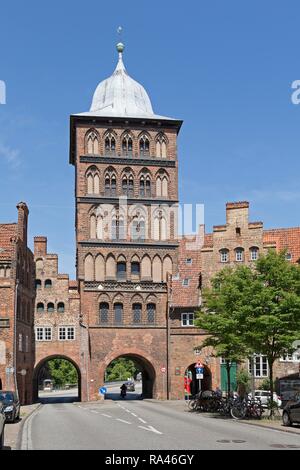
[{"left": 3, "top": 403, "right": 41, "bottom": 450}]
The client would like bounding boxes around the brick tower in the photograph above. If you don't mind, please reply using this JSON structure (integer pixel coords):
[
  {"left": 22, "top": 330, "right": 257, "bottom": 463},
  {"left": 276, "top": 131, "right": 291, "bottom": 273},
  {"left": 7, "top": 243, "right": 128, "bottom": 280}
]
[{"left": 69, "top": 43, "right": 182, "bottom": 400}]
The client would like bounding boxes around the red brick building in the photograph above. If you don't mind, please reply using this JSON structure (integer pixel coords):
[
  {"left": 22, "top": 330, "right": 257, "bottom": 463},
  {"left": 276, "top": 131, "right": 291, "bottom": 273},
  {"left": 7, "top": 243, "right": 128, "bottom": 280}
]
[
  {"left": 1, "top": 45, "right": 299, "bottom": 403},
  {"left": 0, "top": 203, "right": 35, "bottom": 404}
]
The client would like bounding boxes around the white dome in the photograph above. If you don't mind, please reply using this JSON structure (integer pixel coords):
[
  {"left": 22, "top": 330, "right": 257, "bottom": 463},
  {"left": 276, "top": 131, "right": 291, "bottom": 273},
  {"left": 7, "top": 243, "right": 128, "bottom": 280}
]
[
  {"left": 75, "top": 43, "right": 177, "bottom": 121},
  {"left": 90, "top": 45, "right": 154, "bottom": 118}
]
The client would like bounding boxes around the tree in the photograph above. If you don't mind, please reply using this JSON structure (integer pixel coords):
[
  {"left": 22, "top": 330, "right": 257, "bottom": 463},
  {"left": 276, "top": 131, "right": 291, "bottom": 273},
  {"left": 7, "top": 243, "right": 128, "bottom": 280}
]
[
  {"left": 47, "top": 359, "right": 78, "bottom": 387},
  {"left": 241, "top": 250, "right": 300, "bottom": 415},
  {"left": 195, "top": 266, "right": 254, "bottom": 395},
  {"left": 105, "top": 358, "right": 139, "bottom": 382},
  {"left": 196, "top": 250, "right": 300, "bottom": 415}
]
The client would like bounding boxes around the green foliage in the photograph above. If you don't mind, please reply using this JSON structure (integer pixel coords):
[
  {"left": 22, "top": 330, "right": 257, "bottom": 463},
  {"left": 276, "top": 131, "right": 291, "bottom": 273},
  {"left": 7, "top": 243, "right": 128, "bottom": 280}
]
[
  {"left": 258, "top": 378, "right": 272, "bottom": 391},
  {"left": 47, "top": 359, "right": 78, "bottom": 386},
  {"left": 236, "top": 368, "right": 251, "bottom": 397},
  {"left": 195, "top": 250, "right": 300, "bottom": 412},
  {"left": 105, "top": 358, "right": 140, "bottom": 382}
]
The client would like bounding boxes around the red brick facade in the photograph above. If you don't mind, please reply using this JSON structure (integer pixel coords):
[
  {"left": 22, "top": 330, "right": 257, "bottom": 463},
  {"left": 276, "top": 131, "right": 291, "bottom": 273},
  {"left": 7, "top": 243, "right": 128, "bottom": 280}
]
[{"left": 0, "top": 203, "right": 35, "bottom": 404}]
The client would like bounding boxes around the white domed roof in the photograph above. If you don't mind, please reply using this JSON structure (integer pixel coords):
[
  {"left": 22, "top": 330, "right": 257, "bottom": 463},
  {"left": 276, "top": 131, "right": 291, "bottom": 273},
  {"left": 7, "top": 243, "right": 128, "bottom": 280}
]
[
  {"left": 90, "top": 44, "right": 154, "bottom": 117},
  {"left": 76, "top": 44, "right": 176, "bottom": 121}
]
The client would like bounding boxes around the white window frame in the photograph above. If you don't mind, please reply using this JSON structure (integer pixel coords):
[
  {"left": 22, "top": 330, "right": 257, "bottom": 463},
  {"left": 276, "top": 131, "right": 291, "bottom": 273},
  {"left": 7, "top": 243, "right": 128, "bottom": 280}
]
[
  {"left": 35, "top": 327, "right": 52, "bottom": 341},
  {"left": 182, "top": 278, "right": 190, "bottom": 287},
  {"left": 248, "top": 355, "right": 269, "bottom": 378},
  {"left": 235, "top": 249, "right": 244, "bottom": 262},
  {"left": 250, "top": 247, "right": 259, "bottom": 261},
  {"left": 59, "top": 326, "right": 75, "bottom": 341},
  {"left": 280, "top": 352, "right": 300, "bottom": 362},
  {"left": 185, "top": 258, "right": 192, "bottom": 265},
  {"left": 25, "top": 335, "right": 29, "bottom": 353},
  {"left": 181, "top": 312, "right": 194, "bottom": 327},
  {"left": 220, "top": 250, "right": 229, "bottom": 263}
]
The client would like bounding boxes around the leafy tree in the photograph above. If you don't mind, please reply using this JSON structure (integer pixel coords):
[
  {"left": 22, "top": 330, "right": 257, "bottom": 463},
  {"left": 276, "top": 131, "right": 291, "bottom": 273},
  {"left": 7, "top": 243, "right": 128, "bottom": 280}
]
[
  {"left": 236, "top": 368, "right": 251, "bottom": 397},
  {"left": 47, "top": 359, "right": 78, "bottom": 387},
  {"left": 105, "top": 358, "right": 140, "bottom": 382},
  {"left": 195, "top": 266, "right": 254, "bottom": 395},
  {"left": 242, "top": 250, "right": 300, "bottom": 414},
  {"left": 196, "top": 250, "right": 300, "bottom": 414}
]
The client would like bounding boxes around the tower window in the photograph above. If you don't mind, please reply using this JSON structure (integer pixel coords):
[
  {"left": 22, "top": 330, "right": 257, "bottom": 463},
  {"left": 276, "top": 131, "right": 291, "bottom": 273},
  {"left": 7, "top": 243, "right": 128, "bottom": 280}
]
[
  {"left": 133, "top": 303, "right": 142, "bottom": 324},
  {"left": 250, "top": 247, "right": 259, "bottom": 261},
  {"left": 117, "top": 262, "right": 126, "bottom": 281},
  {"left": 99, "top": 302, "right": 109, "bottom": 323},
  {"left": 114, "top": 303, "right": 123, "bottom": 324},
  {"left": 35, "top": 279, "right": 42, "bottom": 289},
  {"left": 147, "top": 303, "right": 156, "bottom": 324},
  {"left": 139, "top": 136, "right": 150, "bottom": 155},
  {"left": 105, "top": 134, "right": 116, "bottom": 153}
]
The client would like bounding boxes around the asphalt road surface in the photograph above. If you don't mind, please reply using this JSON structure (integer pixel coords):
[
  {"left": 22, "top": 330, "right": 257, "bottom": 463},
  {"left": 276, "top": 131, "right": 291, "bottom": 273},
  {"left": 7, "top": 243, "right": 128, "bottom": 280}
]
[{"left": 20, "top": 398, "right": 300, "bottom": 450}]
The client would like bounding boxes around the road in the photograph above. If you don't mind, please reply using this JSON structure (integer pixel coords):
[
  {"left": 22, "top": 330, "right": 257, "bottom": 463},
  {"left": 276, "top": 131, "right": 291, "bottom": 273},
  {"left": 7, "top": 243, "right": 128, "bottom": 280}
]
[{"left": 20, "top": 398, "right": 300, "bottom": 450}]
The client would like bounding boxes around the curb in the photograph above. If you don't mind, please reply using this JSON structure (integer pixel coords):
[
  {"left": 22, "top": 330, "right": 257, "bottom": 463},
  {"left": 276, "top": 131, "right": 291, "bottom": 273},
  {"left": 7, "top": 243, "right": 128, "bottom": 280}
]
[
  {"left": 16, "top": 403, "right": 42, "bottom": 450},
  {"left": 234, "top": 419, "right": 300, "bottom": 436}
]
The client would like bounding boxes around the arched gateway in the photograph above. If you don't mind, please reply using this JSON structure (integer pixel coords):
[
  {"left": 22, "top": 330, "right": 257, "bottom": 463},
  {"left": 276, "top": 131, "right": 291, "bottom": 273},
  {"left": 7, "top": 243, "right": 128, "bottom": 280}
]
[
  {"left": 103, "top": 353, "right": 156, "bottom": 399},
  {"left": 33, "top": 355, "right": 82, "bottom": 402}
]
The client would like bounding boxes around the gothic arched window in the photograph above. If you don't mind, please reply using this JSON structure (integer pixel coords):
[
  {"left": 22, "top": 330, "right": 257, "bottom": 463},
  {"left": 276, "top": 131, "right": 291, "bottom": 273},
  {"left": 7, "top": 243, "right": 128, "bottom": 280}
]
[
  {"left": 104, "top": 133, "right": 116, "bottom": 154},
  {"left": 86, "top": 130, "right": 99, "bottom": 155},
  {"left": 139, "top": 135, "right": 150, "bottom": 155},
  {"left": 122, "top": 133, "right": 133, "bottom": 155}
]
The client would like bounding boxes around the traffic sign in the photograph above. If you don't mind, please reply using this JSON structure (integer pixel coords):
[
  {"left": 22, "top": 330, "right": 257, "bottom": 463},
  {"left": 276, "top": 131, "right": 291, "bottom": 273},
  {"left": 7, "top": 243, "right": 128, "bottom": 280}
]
[
  {"left": 196, "top": 367, "right": 203, "bottom": 374},
  {"left": 196, "top": 373, "right": 204, "bottom": 380},
  {"left": 161, "top": 367, "right": 166, "bottom": 373},
  {"left": 195, "top": 362, "right": 203, "bottom": 368},
  {"left": 99, "top": 387, "right": 107, "bottom": 395}
]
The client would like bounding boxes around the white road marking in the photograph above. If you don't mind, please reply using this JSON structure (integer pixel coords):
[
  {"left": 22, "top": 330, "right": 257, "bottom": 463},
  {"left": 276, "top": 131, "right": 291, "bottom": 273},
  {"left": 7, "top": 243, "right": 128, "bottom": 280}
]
[
  {"left": 138, "top": 425, "right": 162, "bottom": 435},
  {"left": 101, "top": 413, "right": 112, "bottom": 418},
  {"left": 116, "top": 418, "right": 132, "bottom": 425},
  {"left": 131, "top": 413, "right": 137, "bottom": 417},
  {"left": 90, "top": 410, "right": 99, "bottom": 414},
  {"left": 138, "top": 417, "right": 147, "bottom": 424}
]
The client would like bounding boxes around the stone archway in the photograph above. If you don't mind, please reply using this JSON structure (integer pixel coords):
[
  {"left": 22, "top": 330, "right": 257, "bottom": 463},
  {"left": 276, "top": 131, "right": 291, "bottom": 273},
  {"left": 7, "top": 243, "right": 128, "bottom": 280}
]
[
  {"left": 103, "top": 353, "right": 156, "bottom": 399},
  {"left": 185, "top": 363, "right": 212, "bottom": 396},
  {"left": 33, "top": 355, "right": 82, "bottom": 402}
]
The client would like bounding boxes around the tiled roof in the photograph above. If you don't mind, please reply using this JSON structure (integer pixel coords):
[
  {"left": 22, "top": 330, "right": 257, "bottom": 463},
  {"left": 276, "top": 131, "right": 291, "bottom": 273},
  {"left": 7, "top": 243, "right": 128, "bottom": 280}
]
[
  {"left": 263, "top": 227, "right": 300, "bottom": 263},
  {"left": 0, "top": 224, "right": 17, "bottom": 260}
]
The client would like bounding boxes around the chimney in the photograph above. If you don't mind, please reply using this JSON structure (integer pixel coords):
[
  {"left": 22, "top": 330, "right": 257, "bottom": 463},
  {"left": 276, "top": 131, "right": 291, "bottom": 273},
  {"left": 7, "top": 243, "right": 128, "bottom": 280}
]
[
  {"left": 34, "top": 236, "right": 47, "bottom": 256},
  {"left": 16, "top": 202, "right": 29, "bottom": 245}
]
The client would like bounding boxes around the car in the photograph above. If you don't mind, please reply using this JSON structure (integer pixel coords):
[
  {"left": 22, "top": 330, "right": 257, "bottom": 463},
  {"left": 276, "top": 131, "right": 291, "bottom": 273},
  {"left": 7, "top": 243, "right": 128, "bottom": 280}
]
[
  {"left": 248, "top": 390, "right": 282, "bottom": 408},
  {"left": 282, "top": 393, "right": 300, "bottom": 427},
  {"left": 125, "top": 381, "right": 135, "bottom": 392},
  {"left": 0, "top": 404, "right": 5, "bottom": 450},
  {"left": 0, "top": 391, "right": 20, "bottom": 423}
]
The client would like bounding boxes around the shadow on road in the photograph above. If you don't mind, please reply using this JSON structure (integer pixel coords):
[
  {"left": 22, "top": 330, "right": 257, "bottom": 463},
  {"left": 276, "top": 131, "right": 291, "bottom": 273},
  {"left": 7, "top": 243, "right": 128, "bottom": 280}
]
[
  {"left": 38, "top": 395, "right": 79, "bottom": 404},
  {"left": 105, "top": 392, "right": 143, "bottom": 401}
]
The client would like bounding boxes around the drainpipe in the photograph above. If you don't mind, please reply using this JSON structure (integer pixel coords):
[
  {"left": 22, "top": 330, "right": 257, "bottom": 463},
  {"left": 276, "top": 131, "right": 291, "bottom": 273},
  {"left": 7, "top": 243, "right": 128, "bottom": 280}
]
[{"left": 13, "top": 281, "right": 19, "bottom": 397}]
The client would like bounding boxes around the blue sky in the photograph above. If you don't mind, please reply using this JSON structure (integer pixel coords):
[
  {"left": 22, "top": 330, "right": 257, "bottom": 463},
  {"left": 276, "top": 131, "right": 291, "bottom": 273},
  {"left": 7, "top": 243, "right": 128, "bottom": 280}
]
[{"left": 0, "top": 1, "right": 299, "bottom": 277}]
